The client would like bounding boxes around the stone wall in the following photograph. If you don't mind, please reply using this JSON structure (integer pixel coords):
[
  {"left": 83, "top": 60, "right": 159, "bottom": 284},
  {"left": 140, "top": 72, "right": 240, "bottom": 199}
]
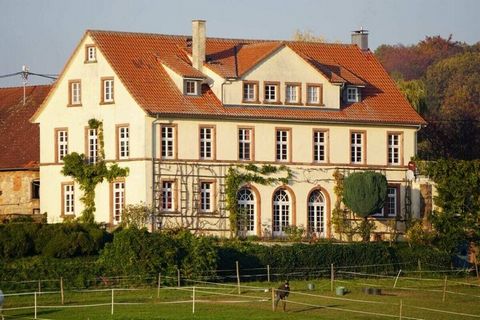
[{"left": 0, "top": 170, "right": 40, "bottom": 217}]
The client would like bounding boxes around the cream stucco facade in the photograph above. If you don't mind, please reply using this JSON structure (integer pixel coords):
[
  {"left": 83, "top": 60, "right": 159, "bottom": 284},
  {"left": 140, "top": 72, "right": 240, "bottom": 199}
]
[{"left": 33, "top": 28, "right": 429, "bottom": 240}]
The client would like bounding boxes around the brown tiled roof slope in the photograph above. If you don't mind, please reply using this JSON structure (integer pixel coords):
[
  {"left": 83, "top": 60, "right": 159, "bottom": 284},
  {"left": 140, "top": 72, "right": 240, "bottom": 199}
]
[
  {"left": 89, "top": 30, "right": 425, "bottom": 126},
  {"left": 0, "top": 85, "right": 51, "bottom": 170}
]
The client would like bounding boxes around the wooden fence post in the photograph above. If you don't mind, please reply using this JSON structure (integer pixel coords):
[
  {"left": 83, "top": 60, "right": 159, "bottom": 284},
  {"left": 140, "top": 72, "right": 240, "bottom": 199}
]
[
  {"left": 236, "top": 261, "right": 241, "bottom": 294},
  {"left": 177, "top": 268, "right": 181, "bottom": 287},
  {"left": 34, "top": 292, "right": 37, "bottom": 320},
  {"left": 271, "top": 288, "right": 275, "bottom": 311},
  {"left": 111, "top": 289, "right": 114, "bottom": 315},
  {"left": 399, "top": 299, "right": 403, "bottom": 320},
  {"left": 157, "top": 273, "right": 161, "bottom": 298},
  {"left": 267, "top": 265, "right": 270, "bottom": 283},
  {"left": 192, "top": 286, "right": 196, "bottom": 314},
  {"left": 442, "top": 276, "right": 447, "bottom": 303},
  {"left": 393, "top": 269, "right": 402, "bottom": 288},
  {"left": 330, "top": 264, "right": 334, "bottom": 292},
  {"left": 60, "top": 277, "right": 64, "bottom": 305}
]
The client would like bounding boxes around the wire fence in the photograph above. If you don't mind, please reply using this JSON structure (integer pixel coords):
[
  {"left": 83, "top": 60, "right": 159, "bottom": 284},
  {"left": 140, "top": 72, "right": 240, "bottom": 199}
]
[{"left": 1, "top": 275, "right": 480, "bottom": 320}]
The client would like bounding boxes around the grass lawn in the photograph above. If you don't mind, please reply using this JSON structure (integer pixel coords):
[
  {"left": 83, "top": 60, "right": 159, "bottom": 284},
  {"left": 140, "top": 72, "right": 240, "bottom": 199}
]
[{"left": 2, "top": 277, "right": 480, "bottom": 319}]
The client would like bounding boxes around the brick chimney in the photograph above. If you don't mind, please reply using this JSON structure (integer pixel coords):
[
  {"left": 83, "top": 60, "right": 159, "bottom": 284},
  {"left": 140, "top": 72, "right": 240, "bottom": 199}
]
[
  {"left": 192, "top": 20, "right": 206, "bottom": 70},
  {"left": 351, "top": 28, "right": 369, "bottom": 51}
]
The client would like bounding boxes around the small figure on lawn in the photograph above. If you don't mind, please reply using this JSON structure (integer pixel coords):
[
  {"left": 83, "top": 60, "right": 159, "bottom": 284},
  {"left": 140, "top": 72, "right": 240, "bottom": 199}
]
[{"left": 274, "top": 280, "right": 290, "bottom": 312}]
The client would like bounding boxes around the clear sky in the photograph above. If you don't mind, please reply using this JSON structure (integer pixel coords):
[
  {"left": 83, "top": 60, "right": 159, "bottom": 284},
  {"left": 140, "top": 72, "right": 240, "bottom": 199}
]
[{"left": 1, "top": 0, "right": 478, "bottom": 87}]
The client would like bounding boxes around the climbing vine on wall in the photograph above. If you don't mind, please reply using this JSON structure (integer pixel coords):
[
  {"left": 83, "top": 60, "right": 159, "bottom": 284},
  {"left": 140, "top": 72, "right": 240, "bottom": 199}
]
[
  {"left": 62, "top": 119, "right": 129, "bottom": 224},
  {"left": 331, "top": 169, "right": 356, "bottom": 241},
  {"left": 225, "top": 164, "right": 292, "bottom": 236}
]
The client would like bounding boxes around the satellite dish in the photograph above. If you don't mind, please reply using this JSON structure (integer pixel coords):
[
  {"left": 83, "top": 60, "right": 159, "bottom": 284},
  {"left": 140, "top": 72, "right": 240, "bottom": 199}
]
[{"left": 406, "top": 170, "right": 415, "bottom": 182}]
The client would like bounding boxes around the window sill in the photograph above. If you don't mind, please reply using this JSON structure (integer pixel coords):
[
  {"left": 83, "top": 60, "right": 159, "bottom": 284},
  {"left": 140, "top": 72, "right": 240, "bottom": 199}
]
[
  {"left": 100, "top": 101, "right": 115, "bottom": 105},
  {"left": 84, "top": 60, "right": 97, "bottom": 64},
  {"left": 306, "top": 103, "right": 324, "bottom": 107},
  {"left": 284, "top": 101, "right": 303, "bottom": 106},
  {"left": 263, "top": 100, "right": 282, "bottom": 105},
  {"left": 242, "top": 99, "right": 261, "bottom": 104},
  {"left": 67, "top": 103, "right": 82, "bottom": 107}
]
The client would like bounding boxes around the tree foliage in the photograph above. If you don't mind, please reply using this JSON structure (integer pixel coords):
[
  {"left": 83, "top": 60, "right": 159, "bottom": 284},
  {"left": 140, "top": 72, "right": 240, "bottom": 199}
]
[
  {"left": 343, "top": 171, "right": 388, "bottom": 218},
  {"left": 342, "top": 171, "right": 387, "bottom": 242},
  {"left": 292, "top": 29, "right": 325, "bottom": 42},
  {"left": 375, "top": 35, "right": 464, "bottom": 80},
  {"left": 418, "top": 159, "right": 480, "bottom": 253},
  {"left": 418, "top": 52, "right": 480, "bottom": 160}
]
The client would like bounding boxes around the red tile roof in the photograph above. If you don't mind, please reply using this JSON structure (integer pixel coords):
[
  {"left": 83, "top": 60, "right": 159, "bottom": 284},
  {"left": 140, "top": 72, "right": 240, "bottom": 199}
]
[
  {"left": 0, "top": 85, "right": 51, "bottom": 170},
  {"left": 88, "top": 30, "right": 425, "bottom": 126}
]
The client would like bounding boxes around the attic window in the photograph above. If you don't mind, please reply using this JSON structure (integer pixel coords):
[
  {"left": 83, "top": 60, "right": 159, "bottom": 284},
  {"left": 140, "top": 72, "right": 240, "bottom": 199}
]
[
  {"left": 85, "top": 45, "right": 97, "bottom": 63},
  {"left": 347, "top": 87, "right": 360, "bottom": 102},
  {"left": 184, "top": 80, "right": 199, "bottom": 96}
]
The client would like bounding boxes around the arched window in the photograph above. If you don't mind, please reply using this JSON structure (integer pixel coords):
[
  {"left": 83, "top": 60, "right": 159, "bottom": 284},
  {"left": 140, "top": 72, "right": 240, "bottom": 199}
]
[
  {"left": 237, "top": 188, "right": 255, "bottom": 235},
  {"left": 308, "top": 190, "right": 325, "bottom": 237},
  {"left": 273, "top": 189, "right": 290, "bottom": 236}
]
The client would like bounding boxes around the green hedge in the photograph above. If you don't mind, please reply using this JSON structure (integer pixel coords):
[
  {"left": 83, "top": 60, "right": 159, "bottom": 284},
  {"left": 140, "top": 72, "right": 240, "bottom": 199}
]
[
  {"left": 0, "top": 222, "right": 111, "bottom": 259},
  {"left": 0, "top": 226, "right": 454, "bottom": 291}
]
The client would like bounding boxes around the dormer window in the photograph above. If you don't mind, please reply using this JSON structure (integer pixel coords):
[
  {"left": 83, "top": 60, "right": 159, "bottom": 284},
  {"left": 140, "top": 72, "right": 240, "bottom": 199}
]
[
  {"left": 307, "top": 84, "right": 323, "bottom": 105},
  {"left": 85, "top": 45, "right": 97, "bottom": 63},
  {"left": 347, "top": 87, "right": 360, "bottom": 102},
  {"left": 184, "top": 79, "right": 200, "bottom": 96},
  {"left": 243, "top": 81, "right": 258, "bottom": 102},
  {"left": 264, "top": 82, "right": 279, "bottom": 104},
  {"left": 285, "top": 83, "right": 301, "bottom": 104}
]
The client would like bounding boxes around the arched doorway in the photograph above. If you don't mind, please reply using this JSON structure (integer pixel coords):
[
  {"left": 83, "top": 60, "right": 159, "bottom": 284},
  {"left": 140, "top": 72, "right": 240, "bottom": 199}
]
[
  {"left": 308, "top": 189, "right": 326, "bottom": 237},
  {"left": 273, "top": 188, "right": 291, "bottom": 237},
  {"left": 237, "top": 188, "right": 256, "bottom": 237}
]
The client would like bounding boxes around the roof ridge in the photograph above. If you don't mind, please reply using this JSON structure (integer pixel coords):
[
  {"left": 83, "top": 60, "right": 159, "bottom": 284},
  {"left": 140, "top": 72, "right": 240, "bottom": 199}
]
[
  {"left": 87, "top": 29, "right": 356, "bottom": 47},
  {"left": 0, "top": 84, "right": 52, "bottom": 91}
]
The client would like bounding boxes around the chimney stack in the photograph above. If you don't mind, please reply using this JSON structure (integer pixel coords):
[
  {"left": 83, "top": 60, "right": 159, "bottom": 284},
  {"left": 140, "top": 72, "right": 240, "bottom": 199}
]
[
  {"left": 351, "top": 28, "right": 369, "bottom": 51},
  {"left": 192, "top": 20, "right": 206, "bottom": 70}
]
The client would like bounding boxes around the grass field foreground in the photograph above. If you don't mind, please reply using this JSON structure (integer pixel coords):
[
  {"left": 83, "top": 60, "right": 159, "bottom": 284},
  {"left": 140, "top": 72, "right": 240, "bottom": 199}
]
[{"left": 1, "top": 277, "right": 480, "bottom": 320}]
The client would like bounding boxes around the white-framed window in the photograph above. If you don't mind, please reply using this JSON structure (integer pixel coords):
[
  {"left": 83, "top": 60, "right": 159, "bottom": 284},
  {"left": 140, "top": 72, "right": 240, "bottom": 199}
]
[
  {"left": 161, "top": 125, "right": 175, "bottom": 159},
  {"left": 86, "top": 46, "right": 96, "bottom": 62},
  {"left": 56, "top": 129, "right": 68, "bottom": 162},
  {"left": 307, "top": 85, "right": 322, "bottom": 105},
  {"left": 264, "top": 83, "right": 278, "bottom": 102},
  {"left": 313, "top": 130, "right": 326, "bottom": 163},
  {"left": 238, "top": 128, "right": 252, "bottom": 161},
  {"left": 199, "top": 181, "right": 213, "bottom": 213},
  {"left": 308, "top": 190, "right": 325, "bottom": 236},
  {"left": 347, "top": 87, "right": 360, "bottom": 102},
  {"left": 243, "top": 82, "right": 257, "bottom": 102},
  {"left": 88, "top": 128, "right": 98, "bottom": 164},
  {"left": 276, "top": 129, "right": 289, "bottom": 161},
  {"left": 161, "top": 181, "right": 174, "bottom": 212},
  {"left": 237, "top": 188, "right": 255, "bottom": 234},
  {"left": 273, "top": 189, "right": 290, "bottom": 236},
  {"left": 118, "top": 126, "right": 129, "bottom": 159},
  {"left": 63, "top": 184, "right": 75, "bottom": 216},
  {"left": 386, "top": 187, "right": 398, "bottom": 217},
  {"left": 373, "top": 186, "right": 398, "bottom": 218},
  {"left": 185, "top": 80, "right": 199, "bottom": 95},
  {"left": 103, "top": 79, "right": 114, "bottom": 103},
  {"left": 388, "top": 133, "right": 401, "bottom": 165},
  {"left": 199, "top": 126, "right": 213, "bottom": 160},
  {"left": 69, "top": 81, "right": 81, "bottom": 105},
  {"left": 285, "top": 84, "right": 300, "bottom": 104},
  {"left": 112, "top": 181, "right": 125, "bottom": 225},
  {"left": 350, "top": 132, "right": 364, "bottom": 164}
]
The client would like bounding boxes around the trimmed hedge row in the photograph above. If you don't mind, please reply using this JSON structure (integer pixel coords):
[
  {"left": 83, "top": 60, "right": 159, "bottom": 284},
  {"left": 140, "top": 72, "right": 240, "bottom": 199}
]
[
  {"left": 0, "top": 222, "right": 110, "bottom": 259},
  {"left": 0, "top": 226, "right": 453, "bottom": 291},
  {"left": 217, "top": 241, "right": 452, "bottom": 274}
]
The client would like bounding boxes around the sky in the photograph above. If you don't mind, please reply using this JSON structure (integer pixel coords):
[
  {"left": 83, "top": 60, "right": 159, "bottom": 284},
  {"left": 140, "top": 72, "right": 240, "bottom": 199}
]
[{"left": 0, "top": 0, "right": 478, "bottom": 87}]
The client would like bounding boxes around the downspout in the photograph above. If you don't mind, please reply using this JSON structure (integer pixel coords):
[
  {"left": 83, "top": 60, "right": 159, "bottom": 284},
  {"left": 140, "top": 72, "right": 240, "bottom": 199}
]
[{"left": 151, "top": 114, "right": 161, "bottom": 231}]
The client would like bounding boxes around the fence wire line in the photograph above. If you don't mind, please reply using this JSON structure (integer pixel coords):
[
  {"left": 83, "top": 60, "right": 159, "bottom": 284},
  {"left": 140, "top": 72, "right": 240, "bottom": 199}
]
[
  {"left": 284, "top": 299, "right": 423, "bottom": 320},
  {"left": 2, "top": 283, "right": 480, "bottom": 319}
]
